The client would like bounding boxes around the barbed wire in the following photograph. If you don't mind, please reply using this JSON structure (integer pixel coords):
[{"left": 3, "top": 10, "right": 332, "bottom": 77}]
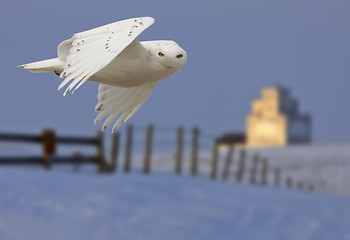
[
  {"left": 115, "top": 124, "right": 217, "bottom": 153},
  {"left": 200, "top": 130, "right": 215, "bottom": 140}
]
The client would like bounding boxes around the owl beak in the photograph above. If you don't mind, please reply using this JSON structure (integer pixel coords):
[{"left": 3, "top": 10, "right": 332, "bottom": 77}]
[
  {"left": 166, "top": 62, "right": 174, "bottom": 69},
  {"left": 166, "top": 63, "right": 174, "bottom": 69}
]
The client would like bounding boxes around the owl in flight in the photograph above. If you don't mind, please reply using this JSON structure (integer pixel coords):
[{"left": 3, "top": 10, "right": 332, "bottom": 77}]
[{"left": 18, "top": 17, "right": 187, "bottom": 132}]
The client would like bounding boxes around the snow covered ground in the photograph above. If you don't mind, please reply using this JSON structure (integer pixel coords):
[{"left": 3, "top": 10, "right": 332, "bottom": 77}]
[{"left": 0, "top": 167, "right": 350, "bottom": 240}]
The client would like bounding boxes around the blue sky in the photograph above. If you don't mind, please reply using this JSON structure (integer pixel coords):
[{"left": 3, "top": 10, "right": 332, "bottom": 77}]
[{"left": 1, "top": 0, "right": 349, "bottom": 143}]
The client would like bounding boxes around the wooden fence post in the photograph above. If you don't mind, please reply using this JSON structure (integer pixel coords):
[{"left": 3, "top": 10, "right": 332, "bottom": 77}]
[
  {"left": 109, "top": 133, "right": 119, "bottom": 173},
  {"left": 42, "top": 129, "right": 56, "bottom": 170},
  {"left": 175, "top": 126, "right": 183, "bottom": 175},
  {"left": 307, "top": 182, "right": 315, "bottom": 192},
  {"left": 222, "top": 145, "right": 234, "bottom": 180},
  {"left": 190, "top": 126, "right": 199, "bottom": 176},
  {"left": 297, "top": 181, "right": 304, "bottom": 190},
  {"left": 143, "top": 124, "right": 153, "bottom": 174},
  {"left": 96, "top": 131, "right": 105, "bottom": 173},
  {"left": 260, "top": 158, "right": 268, "bottom": 185},
  {"left": 124, "top": 125, "right": 133, "bottom": 173},
  {"left": 274, "top": 167, "right": 280, "bottom": 187},
  {"left": 285, "top": 176, "right": 293, "bottom": 188},
  {"left": 250, "top": 154, "right": 259, "bottom": 184},
  {"left": 235, "top": 149, "right": 246, "bottom": 182},
  {"left": 210, "top": 139, "right": 219, "bottom": 179}
]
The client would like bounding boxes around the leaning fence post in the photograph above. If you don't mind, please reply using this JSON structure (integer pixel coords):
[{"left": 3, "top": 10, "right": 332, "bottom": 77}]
[
  {"left": 222, "top": 145, "right": 234, "bottom": 180},
  {"left": 96, "top": 131, "right": 105, "bottom": 173},
  {"left": 308, "top": 182, "right": 315, "bottom": 192},
  {"left": 175, "top": 126, "right": 183, "bottom": 175},
  {"left": 260, "top": 158, "right": 268, "bottom": 185},
  {"left": 124, "top": 125, "right": 133, "bottom": 173},
  {"left": 143, "top": 124, "right": 153, "bottom": 174},
  {"left": 250, "top": 154, "right": 259, "bottom": 184},
  {"left": 190, "top": 126, "right": 199, "bottom": 176},
  {"left": 42, "top": 129, "right": 56, "bottom": 170},
  {"left": 297, "top": 181, "right": 304, "bottom": 190},
  {"left": 235, "top": 149, "right": 246, "bottom": 182},
  {"left": 274, "top": 167, "right": 281, "bottom": 187},
  {"left": 109, "top": 132, "right": 119, "bottom": 173},
  {"left": 210, "top": 138, "right": 219, "bottom": 179},
  {"left": 285, "top": 176, "right": 293, "bottom": 188}
]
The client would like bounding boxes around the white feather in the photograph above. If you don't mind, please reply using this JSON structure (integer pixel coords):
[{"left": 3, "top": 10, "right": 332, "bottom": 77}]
[
  {"left": 95, "top": 82, "right": 158, "bottom": 132},
  {"left": 56, "top": 17, "right": 155, "bottom": 94}
]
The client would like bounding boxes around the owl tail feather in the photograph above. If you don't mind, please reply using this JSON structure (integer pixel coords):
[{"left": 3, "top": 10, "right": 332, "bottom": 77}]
[{"left": 18, "top": 58, "right": 63, "bottom": 73}]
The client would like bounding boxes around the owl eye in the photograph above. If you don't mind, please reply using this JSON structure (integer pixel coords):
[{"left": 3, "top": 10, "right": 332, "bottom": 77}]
[
  {"left": 176, "top": 54, "right": 183, "bottom": 59},
  {"left": 158, "top": 52, "right": 165, "bottom": 57}
]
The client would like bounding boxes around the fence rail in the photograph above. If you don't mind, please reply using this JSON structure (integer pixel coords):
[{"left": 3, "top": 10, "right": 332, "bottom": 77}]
[
  {"left": 0, "top": 156, "right": 97, "bottom": 165},
  {"left": 0, "top": 133, "right": 98, "bottom": 145},
  {"left": 0, "top": 130, "right": 119, "bottom": 173}
]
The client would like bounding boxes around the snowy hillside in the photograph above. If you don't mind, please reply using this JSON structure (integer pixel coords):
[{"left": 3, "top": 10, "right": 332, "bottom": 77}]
[{"left": 0, "top": 167, "right": 349, "bottom": 240}]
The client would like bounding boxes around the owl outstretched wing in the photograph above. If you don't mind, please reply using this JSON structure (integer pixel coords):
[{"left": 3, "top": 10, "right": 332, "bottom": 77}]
[
  {"left": 56, "top": 17, "right": 155, "bottom": 95},
  {"left": 94, "top": 82, "right": 158, "bottom": 132}
]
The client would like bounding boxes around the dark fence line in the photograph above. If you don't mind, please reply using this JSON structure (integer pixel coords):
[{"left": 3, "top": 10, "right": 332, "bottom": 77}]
[
  {"left": 0, "top": 125, "right": 316, "bottom": 192},
  {"left": 0, "top": 130, "right": 119, "bottom": 173},
  {"left": 117, "top": 125, "right": 316, "bottom": 192},
  {"left": 208, "top": 140, "right": 315, "bottom": 192},
  {"left": 0, "top": 156, "right": 97, "bottom": 164},
  {"left": 0, "top": 133, "right": 98, "bottom": 145}
]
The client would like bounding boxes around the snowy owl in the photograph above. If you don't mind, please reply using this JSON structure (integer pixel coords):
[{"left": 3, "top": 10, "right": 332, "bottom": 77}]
[{"left": 18, "top": 17, "right": 187, "bottom": 132}]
